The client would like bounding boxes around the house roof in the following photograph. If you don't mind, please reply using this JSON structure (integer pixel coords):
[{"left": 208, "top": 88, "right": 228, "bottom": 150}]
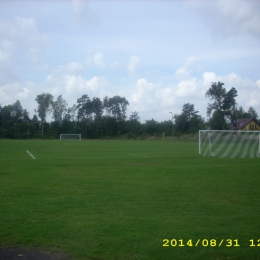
[{"left": 230, "top": 118, "right": 259, "bottom": 130}]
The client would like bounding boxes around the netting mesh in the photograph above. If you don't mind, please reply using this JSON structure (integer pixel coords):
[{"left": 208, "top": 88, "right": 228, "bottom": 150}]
[{"left": 199, "top": 131, "right": 260, "bottom": 158}]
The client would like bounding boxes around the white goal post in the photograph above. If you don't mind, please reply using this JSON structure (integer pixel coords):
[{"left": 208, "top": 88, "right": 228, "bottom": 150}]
[
  {"left": 199, "top": 130, "right": 260, "bottom": 158},
  {"left": 60, "top": 134, "right": 81, "bottom": 141}
]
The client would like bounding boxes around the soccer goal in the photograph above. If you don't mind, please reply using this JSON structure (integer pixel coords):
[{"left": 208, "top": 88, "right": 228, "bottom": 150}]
[
  {"left": 60, "top": 134, "right": 81, "bottom": 141},
  {"left": 199, "top": 130, "right": 260, "bottom": 158}
]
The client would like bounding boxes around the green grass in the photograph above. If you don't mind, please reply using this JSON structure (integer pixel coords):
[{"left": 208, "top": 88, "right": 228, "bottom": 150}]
[{"left": 0, "top": 139, "right": 260, "bottom": 260}]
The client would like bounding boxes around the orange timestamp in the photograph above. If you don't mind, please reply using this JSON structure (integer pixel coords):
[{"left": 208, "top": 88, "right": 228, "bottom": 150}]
[{"left": 163, "top": 239, "right": 260, "bottom": 247}]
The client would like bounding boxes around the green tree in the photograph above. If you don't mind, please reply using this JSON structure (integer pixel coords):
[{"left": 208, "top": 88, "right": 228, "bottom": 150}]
[
  {"left": 174, "top": 103, "right": 203, "bottom": 134},
  {"left": 104, "top": 116, "right": 117, "bottom": 136},
  {"left": 108, "top": 96, "right": 129, "bottom": 121},
  {"left": 159, "top": 120, "right": 173, "bottom": 137},
  {"left": 64, "top": 104, "right": 77, "bottom": 122},
  {"left": 144, "top": 119, "right": 159, "bottom": 135},
  {"left": 248, "top": 106, "right": 258, "bottom": 119},
  {"left": 129, "top": 111, "right": 140, "bottom": 121},
  {"left": 128, "top": 111, "right": 141, "bottom": 137},
  {"left": 30, "top": 114, "right": 40, "bottom": 136},
  {"left": 1, "top": 105, "right": 14, "bottom": 138},
  {"left": 77, "top": 95, "right": 92, "bottom": 121},
  {"left": 103, "top": 96, "right": 110, "bottom": 116},
  {"left": 0, "top": 101, "right": 30, "bottom": 138},
  {"left": 235, "top": 106, "right": 250, "bottom": 119},
  {"left": 205, "top": 82, "right": 237, "bottom": 129},
  {"left": 91, "top": 97, "right": 103, "bottom": 121},
  {"left": 52, "top": 95, "right": 68, "bottom": 123},
  {"left": 0, "top": 105, "right": 2, "bottom": 137},
  {"left": 209, "top": 110, "right": 228, "bottom": 130},
  {"left": 35, "top": 93, "right": 54, "bottom": 134}
]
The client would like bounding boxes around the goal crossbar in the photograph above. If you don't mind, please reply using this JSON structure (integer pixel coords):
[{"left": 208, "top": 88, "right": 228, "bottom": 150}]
[{"left": 199, "top": 130, "right": 260, "bottom": 158}]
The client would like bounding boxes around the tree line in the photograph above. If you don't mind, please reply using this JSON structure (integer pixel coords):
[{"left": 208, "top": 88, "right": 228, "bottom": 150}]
[{"left": 0, "top": 82, "right": 259, "bottom": 139}]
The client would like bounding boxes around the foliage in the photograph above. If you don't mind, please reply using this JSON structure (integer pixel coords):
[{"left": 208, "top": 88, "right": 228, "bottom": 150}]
[
  {"left": 35, "top": 93, "right": 54, "bottom": 134},
  {"left": 174, "top": 103, "right": 204, "bottom": 134},
  {"left": 0, "top": 85, "right": 259, "bottom": 139},
  {"left": 205, "top": 82, "right": 238, "bottom": 129},
  {"left": 248, "top": 106, "right": 258, "bottom": 119},
  {"left": 51, "top": 95, "right": 68, "bottom": 123}
]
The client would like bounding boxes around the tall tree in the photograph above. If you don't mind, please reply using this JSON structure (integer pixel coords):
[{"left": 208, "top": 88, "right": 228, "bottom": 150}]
[
  {"left": 64, "top": 104, "right": 77, "bottom": 121},
  {"left": 35, "top": 93, "right": 54, "bottom": 134},
  {"left": 12, "top": 100, "right": 24, "bottom": 122},
  {"left": 129, "top": 111, "right": 140, "bottom": 121},
  {"left": 91, "top": 97, "right": 103, "bottom": 121},
  {"left": 181, "top": 103, "right": 198, "bottom": 120},
  {"left": 128, "top": 111, "right": 141, "bottom": 136},
  {"left": 0, "top": 101, "right": 30, "bottom": 138},
  {"left": 76, "top": 94, "right": 92, "bottom": 121},
  {"left": 174, "top": 103, "right": 203, "bottom": 134},
  {"left": 103, "top": 96, "right": 110, "bottom": 116},
  {"left": 205, "top": 82, "right": 237, "bottom": 129},
  {"left": 248, "top": 106, "right": 258, "bottom": 119},
  {"left": 1, "top": 105, "right": 14, "bottom": 138},
  {"left": 52, "top": 95, "right": 68, "bottom": 123},
  {"left": 108, "top": 96, "right": 129, "bottom": 121},
  {"left": 144, "top": 119, "right": 159, "bottom": 135},
  {"left": 235, "top": 106, "right": 250, "bottom": 119},
  {"left": 0, "top": 104, "right": 2, "bottom": 127}
]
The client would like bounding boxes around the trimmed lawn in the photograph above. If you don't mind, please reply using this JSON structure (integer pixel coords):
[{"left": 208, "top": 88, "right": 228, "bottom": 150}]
[{"left": 0, "top": 139, "right": 259, "bottom": 259}]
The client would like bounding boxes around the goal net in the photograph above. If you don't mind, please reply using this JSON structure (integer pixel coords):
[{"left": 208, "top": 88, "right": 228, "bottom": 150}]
[
  {"left": 60, "top": 134, "right": 81, "bottom": 141},
  {"left": 199, "top": 130, "right": 260, "bottom": 158}
]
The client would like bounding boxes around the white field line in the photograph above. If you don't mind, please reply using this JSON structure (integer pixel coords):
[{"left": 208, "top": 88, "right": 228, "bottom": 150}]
[{"left": 27, "top": 150, "right": 36, "bottom": 159}]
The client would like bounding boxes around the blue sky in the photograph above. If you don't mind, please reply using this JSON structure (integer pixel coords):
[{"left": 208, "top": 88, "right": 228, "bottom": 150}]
[{"left": 0, "top": 0, "right": 260, "bottom": 122}]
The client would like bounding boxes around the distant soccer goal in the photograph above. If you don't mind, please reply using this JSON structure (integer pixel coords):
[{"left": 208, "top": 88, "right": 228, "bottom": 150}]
[
  {"left": 60, "top": 134, "right": 81, "bottom": 141},
  {"left": 199, "top": 130, "right": 260, "bottom": 158}
]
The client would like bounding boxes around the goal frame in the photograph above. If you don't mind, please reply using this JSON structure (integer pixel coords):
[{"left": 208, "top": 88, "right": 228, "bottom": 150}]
[
  {"left": 60, "top": 134, "right": 81, "bottom": 141},
  {"left": 199, "top": 130, "right": 260, "bottom": 157}
]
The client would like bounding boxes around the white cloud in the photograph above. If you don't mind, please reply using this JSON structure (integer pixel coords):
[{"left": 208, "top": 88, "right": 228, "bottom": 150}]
[
  {"left": 63, "top": 62, "right": 84, "bottom": 74},
  {"left": 127, "top": 55, "right": 142, "bottom": 77},
  {"left": 45, "top": 69, "right": 110, "bottom": 105},
  {"left": 131, "top": 78, "right": 154, "bottom": 104},
  {"left": 0, "top": 16, "right": 49, "bottom": 48},
  {"left": 157, "top": 88, "right": 175, "bottom": 107},
  {"left": 0, "top": 16, "right": 50, "bottom": 76},
  {"left": 14, "top": 17, "right": 49, "bottom": 46},
  {"left": 28, "top": 47, "right": 41, "bottom": 63},
  {"left": 36, "top": 62, "right": 51, "bottom": 72},
  {"left": 246, "top": 91, "right": 260, "bottom": 108},
  {"left": 129, "top": 78, "right": 179, "bottom": 120},
  {"left": 176, "top": 78, "right": 199, "bottom": 97},
  {"left": 0, "top": 81, "right": 32, "bottom": 106},
  {"left": 71, "top": 0, "right": 98, "bottom": 25},
  {"left": 172, "top": 67, "right": 260, "bottom": 118},
  {"left": 110, "top": 61, "right": 120, "bottom": 70},
  {"left": 65, "top": 75, "right": 100, "bottom": 95},
  {"left": 93, "top": 53, "right": 105, "bottom": 68},
  {"left": 257, "top": 80, "right": 260, "bottom": 89},
  {"left": 0, "top": 40, "right": 14, "bottom": 66},
  {"left": 174, "top": 56, "right": 196, "bottom": 80},
  {"left": 186, "top": 0, "right": 260, "bottom": 39},
  {"left": 17, "top": 87, "right": 30, "bottom": 100},
  {"left": 86, "top": 51, "right": 106, "bottom": 68}
]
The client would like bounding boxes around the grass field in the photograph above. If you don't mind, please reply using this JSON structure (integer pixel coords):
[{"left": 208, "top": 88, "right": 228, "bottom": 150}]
[{"left": 0, "top": 139, "right": 260, "bottom": 260}]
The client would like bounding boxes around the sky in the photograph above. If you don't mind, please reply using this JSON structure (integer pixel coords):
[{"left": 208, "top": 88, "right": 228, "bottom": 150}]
[{"left": 0, "top": 0, "right": 260, "bottom": 122}]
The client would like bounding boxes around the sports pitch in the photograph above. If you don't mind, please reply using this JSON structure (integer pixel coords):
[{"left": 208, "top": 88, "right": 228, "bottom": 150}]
[{"left": 0, "top": 139, "right": 260, "bottom": 260}]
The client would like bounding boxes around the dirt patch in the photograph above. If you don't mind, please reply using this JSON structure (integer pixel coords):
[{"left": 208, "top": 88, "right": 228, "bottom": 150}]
[{"left": 0, "top": 246, "right": 70, "bottom": 260}]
